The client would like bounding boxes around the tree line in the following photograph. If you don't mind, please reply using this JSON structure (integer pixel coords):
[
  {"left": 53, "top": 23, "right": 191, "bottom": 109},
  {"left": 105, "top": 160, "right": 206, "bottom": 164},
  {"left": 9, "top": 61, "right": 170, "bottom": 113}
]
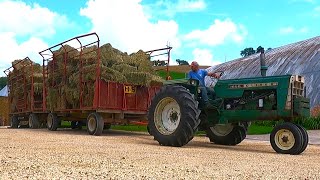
[{"left": 240, "top": 46, "right": 272, "bottom": 57}]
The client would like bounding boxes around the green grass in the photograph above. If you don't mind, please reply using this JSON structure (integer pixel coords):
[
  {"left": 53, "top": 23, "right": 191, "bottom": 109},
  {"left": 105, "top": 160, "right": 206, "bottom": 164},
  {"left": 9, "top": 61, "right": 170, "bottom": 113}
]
[
  {"left": 111, "top": 125, "right": 148, "bottom": 132},
  {"left": 157, "top": 70, "right": 186, "bottom": 79},
  {"left": 247, "top": 125, "right": 273, "bottom": 135}
]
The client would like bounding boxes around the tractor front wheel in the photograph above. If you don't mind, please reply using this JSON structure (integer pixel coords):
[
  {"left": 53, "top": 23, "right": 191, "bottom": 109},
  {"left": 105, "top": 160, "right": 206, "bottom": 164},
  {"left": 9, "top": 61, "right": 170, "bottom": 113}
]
[
  {"left": 147, "top": 85, "right": 201, "bottom": 147},
  {"left": 270, "top": 122, "right": 304, "bottom": 155},
  {"left": 206, "top": 123, "right": 247, "bottom": 145}
]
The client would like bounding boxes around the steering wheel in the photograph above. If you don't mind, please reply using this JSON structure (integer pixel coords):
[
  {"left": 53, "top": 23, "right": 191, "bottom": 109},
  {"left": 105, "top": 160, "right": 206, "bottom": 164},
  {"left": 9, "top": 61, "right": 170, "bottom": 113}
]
[
  {"left": 208, "top": 71, "right": 224, "bottom": 88},
  {"left": 210, "top": 71, "right": 224, "bottom": 80}
]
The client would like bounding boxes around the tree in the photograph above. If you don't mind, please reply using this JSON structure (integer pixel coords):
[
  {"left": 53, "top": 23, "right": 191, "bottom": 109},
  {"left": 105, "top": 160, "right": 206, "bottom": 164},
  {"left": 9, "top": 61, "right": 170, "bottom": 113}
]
[
  {"left": 240, "top": 47, "right": 256, "bottom": 57},
  {"left": 176, "top": 59, "right": 189, "bottom": 65},
  {"left": 0, "top": 77, "right": 7, "bottom": 89},
  {"left": 240, "top": 46, "right": 272, "bottom": 57},
  {"left": 256, "top": 46, "right": 264, "bottom": 53}
]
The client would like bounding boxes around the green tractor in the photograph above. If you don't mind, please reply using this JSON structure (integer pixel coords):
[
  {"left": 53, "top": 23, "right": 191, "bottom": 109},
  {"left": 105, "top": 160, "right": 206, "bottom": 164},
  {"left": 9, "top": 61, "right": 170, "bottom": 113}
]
[{"left": 147, "top": 50, "right": 310, "bottom": 155}]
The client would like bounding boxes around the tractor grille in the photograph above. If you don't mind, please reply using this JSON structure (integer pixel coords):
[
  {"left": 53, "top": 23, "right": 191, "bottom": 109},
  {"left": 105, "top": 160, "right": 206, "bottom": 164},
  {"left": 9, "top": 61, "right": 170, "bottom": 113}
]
[
  {"left": 291, "top": 75, "right": 305, "bottom": 96},
  {"left": 286, "top": 75, "right": 305, "bottom": 109}
]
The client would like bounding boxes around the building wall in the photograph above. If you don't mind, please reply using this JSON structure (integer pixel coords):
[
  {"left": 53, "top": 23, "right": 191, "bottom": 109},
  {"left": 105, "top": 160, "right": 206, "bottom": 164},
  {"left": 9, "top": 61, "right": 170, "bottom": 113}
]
[{"left": 0, "top": 97, "right": 9, "bottom": 126}]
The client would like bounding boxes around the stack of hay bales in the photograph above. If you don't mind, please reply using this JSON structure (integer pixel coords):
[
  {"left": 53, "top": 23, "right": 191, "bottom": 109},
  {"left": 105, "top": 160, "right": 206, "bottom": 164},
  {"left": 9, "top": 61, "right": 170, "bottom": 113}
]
[
  {"left": 8, "top": 59, "right": 43, "bottom": 112},
  {"left": 46, "top": 43, "right": 164, "bottom": 110}
]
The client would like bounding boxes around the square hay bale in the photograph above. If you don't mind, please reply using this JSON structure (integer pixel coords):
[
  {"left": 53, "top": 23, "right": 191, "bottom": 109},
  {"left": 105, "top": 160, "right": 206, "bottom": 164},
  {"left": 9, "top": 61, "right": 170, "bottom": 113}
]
[
  {"left": 124, "top": 72, "right": 164, "bottom": 86},
  {"left": 111, "top": 63, "right": 138, "bottom": 73}
]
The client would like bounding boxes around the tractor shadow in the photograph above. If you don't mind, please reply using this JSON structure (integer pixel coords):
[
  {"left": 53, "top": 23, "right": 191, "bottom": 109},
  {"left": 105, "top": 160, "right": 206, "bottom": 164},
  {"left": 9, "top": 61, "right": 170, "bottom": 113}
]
[{"left": 140, "top": 135, "right": 277, "bottom": 155}]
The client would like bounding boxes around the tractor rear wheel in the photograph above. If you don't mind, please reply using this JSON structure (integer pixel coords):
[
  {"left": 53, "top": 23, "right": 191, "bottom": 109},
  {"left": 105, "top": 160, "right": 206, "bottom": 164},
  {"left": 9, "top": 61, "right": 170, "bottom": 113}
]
[
  {"left": 47, "top": 113, "right": 59, "bottom": 131},
  {"left": 206, "top": 123, "right": 247, "bottom": 145},
  {"left": 87, "top": 112, "right": 104, "bottom": 136},
  {"left": 29, "top": 113, "right": 40, "bottom": 129},
  {"left": 10, "top": 116, "right": 19, "bottom": 128},
  {"left": 147, "top": 85, "right": 201, "bottom": 147},
  {"left": 270, "top": 122, "right": 303, "bottom": 155}
]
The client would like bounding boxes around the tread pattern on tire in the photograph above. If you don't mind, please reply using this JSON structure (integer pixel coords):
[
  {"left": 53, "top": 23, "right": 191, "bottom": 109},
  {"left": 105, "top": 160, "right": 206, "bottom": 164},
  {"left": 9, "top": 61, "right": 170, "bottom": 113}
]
[
  {"left": 294, "top": 124, "right": 308, "bottom": 155},
  {"left": 148, "top": 85, "right": 201, "bottom": 147}
]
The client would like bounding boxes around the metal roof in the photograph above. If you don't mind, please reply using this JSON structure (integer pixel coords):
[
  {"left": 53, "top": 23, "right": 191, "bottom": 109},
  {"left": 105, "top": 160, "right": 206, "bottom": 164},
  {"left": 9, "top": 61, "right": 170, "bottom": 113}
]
[{"left": 205, "top": 36, "right": 320, "bottom": 108}]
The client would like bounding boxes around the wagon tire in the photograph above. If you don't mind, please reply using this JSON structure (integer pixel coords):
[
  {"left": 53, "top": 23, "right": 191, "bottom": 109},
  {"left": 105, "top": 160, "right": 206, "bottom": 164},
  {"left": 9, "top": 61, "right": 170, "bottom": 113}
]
[
  {"left": 29, "top": 113, "right": 40, "bottom": 129},
  {"left": 87, "top": 112, "right": 104, "bottom": 136},
  {"left": 270, "top": 122, "right": 303, "bottom": 155},
  {"left": 47, "top": 113, "right": 59, "bottom": 131},
  {"left": 147, "top": 85, "right": 201, "bottom": 147},
  {"left": 10, "top": 116, "right": 19, "bottom": 128}
]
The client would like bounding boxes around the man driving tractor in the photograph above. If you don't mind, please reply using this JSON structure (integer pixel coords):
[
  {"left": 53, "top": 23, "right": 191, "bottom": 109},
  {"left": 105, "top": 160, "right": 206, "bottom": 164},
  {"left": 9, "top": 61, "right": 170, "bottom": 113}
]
[{"left": 187, "top": 61, "right": 221, "bottom": 107}]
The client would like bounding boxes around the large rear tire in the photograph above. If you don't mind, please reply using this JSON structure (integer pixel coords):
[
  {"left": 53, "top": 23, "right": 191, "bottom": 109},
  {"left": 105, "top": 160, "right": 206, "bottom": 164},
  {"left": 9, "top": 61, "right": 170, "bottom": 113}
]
[
  {"left": 10, "top": 116, "right": 19, "bottom": 128},
  {"left": 87, "top": 112, "right": 104, "bottom": 136},
  {"left": 206, "top": 123, "right": 247, "bottom": 145},
  {"left": 270, "top": 122, "right": 303, "bottom": 155},
  {"left": 29, "top": 113, "right": 40, "bottom": 129},
  {"left": 147, "top": 85, "right": 201, "bottom": 147},
  {"left": 47, "top": 113, "right": 59, "bottom": 131}
]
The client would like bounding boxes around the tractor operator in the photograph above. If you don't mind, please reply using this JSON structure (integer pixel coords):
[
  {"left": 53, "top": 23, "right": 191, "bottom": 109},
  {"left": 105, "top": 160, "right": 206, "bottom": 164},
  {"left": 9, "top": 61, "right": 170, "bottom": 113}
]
[{"left": 187, "top": 61, "right": 221, "bottom": 106}]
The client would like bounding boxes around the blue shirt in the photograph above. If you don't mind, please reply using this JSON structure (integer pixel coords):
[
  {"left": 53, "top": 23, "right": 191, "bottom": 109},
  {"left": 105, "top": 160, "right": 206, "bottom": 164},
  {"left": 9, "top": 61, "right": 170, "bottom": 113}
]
[{"left": 187, "top": 69, "right": 208, "bottom": 86}]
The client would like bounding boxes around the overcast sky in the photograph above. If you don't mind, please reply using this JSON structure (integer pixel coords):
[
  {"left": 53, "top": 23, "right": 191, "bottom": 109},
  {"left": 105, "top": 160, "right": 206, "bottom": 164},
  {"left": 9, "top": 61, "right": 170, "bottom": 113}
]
[{"left": 0, "top": 0, "right": 320, "bottom": 76}]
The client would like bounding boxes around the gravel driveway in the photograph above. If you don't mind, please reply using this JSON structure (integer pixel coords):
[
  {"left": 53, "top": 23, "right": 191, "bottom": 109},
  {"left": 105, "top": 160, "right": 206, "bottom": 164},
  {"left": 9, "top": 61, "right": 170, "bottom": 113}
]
[{"left": 1, "top": 127, "right": 320, "bottom": 179}]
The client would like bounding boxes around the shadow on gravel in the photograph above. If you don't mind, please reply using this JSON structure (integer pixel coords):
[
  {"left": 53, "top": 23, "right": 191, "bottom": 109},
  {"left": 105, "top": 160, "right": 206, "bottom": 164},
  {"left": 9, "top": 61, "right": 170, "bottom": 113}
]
[
  {"left": 7, "top": 127, "right": 151, "bottom": 137},
  {"left": 140, "top": 137, "right": 276, "bottom": 155}
]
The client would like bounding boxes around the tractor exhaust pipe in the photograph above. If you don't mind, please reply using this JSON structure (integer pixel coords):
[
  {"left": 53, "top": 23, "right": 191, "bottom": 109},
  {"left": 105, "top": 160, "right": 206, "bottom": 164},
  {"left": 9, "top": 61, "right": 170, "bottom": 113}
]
[{"left": 260, "top": 48, "right": 268, "bottom": 77}]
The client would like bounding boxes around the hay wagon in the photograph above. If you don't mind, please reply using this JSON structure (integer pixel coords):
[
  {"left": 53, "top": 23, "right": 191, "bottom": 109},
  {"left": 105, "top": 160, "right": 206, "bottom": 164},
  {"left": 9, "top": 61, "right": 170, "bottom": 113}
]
[
  {"left": 4, "top": 57, "right": 47, "bottom": 128},
  {"left": 35, "top": 32, "right": 170, "bottom": 135}
]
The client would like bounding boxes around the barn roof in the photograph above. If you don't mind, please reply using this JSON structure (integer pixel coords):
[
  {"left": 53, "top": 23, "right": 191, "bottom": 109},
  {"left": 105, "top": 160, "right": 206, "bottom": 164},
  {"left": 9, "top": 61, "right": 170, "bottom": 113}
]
[{"left": 205, "top": 36, "right": 320, "bottom": 108}]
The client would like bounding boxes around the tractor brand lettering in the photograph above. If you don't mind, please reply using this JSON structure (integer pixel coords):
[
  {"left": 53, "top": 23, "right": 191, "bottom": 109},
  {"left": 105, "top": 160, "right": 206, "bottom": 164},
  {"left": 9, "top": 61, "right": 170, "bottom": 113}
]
[
  {"left": 229, "top": 82, "right": 278, "bottom": 89},
  {"left": 124, "top": 86, "right": 136, "bottom": 93}
]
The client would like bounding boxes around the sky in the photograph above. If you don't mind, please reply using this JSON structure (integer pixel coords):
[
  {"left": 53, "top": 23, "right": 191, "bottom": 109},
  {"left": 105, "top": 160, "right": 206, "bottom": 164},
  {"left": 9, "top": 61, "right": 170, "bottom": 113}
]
[{"left": 0, "top": 0, "right": 320, "bottom": 77}]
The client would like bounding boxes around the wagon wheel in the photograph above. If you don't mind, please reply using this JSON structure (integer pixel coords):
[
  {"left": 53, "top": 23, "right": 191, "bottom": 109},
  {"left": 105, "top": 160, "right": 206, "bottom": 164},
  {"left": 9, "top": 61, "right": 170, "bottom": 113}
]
[
  {"left": 147, "top": 85, "right": 201, "bottom": 147},
  {"left": 29, "top": 113, "right": 40, "bottom": 129},
  {"left": 10, "top": 116, "right": 19, "bottom": 128},
  {"left": 270, "top": 122, "right": 304, "bottom": 155},
  {"left": 86, "top": 112, "right": 104, "bottom": 136},
  {"left": 47, "top": 113, "right": 59, "bottom": 131}
]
